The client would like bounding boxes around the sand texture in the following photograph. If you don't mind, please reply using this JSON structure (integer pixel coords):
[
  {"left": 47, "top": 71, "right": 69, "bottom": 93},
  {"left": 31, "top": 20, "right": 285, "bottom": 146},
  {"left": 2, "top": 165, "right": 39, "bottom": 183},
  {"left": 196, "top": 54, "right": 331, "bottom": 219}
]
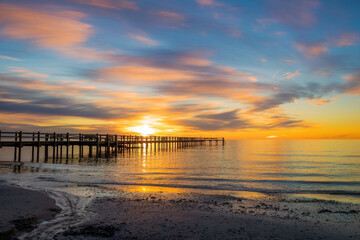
[{"left": 0, "top": 180, "right": 61, "bottom": 240}]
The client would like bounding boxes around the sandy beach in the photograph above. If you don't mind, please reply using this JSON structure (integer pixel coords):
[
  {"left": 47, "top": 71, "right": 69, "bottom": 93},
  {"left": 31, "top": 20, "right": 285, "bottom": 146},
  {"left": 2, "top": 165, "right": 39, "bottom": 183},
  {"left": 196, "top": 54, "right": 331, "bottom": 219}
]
[
  {"left": 0, "top": 180, "right": 61, "bottom": 240},
  {"left": 1, "top": 179, "right": 359, "bottom": 240}
]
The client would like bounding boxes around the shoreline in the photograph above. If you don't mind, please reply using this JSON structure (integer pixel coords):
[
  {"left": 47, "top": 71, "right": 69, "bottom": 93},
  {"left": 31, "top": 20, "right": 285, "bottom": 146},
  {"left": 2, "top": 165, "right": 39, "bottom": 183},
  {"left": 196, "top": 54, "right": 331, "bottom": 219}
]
[
  {"left": 1, "top": 179, "right": 359, "bottom": 239},
  {"left": 0, "top": 180, "right": 61, "bottom": 239}
]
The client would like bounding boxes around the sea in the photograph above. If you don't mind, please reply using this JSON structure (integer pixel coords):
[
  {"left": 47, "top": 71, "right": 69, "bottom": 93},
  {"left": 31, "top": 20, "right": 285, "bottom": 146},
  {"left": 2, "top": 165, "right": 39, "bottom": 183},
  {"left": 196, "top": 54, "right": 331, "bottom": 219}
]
[{"left": 1, "top": 139, "right": 360, "bottom": 203}]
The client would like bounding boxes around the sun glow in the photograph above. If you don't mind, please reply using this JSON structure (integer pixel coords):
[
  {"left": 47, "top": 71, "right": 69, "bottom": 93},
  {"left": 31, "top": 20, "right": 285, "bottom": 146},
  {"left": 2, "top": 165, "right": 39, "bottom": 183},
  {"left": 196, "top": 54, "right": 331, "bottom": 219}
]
[{"left": 128, "top": 124, "right": 156, "bottom": 136}]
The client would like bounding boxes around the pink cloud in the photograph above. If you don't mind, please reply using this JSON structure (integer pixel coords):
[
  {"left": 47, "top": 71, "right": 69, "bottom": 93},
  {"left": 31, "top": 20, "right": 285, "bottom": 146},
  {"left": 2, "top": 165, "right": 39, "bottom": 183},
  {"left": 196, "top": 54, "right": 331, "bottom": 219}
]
[
  {"left": 196, "top": 0, "right": 224, "bottom": 7},
  {"left": 283, "top": 70, "right": 300, "bottom": 79},
  {"left": 0, "top": 4, "right": 109, "bottom": 60},
  {"left": 307, "top": 98, "right": 330, "bottom": 106},
  {"left": 227, "top": 28, "right": 242, "bottom": 37},
  {"left": 296, "top": 42, "right": 328, "bottom": 58},
  {"left": 343, "top": 71, "right": 360, "bottom": 94},
  {"left": 128, "top": 33, "right": 159, "bottom": 46},
  {"left": 267, "top": 0, "right": 320, "bottom": 28},
  {"left": 336, "top": 32, "right": 359, "bottom": 47},
  {"left": 97, "top": 66, "right": 193, "bottom": 82},
  {"left": 0, "top": 55, "right": 21, "bottom": 61},
  {"left": 7, "top": 67, "right": 49, "bottom": 79},
  {"left": 179, "top": 56, "right": 212, "bottom": 66},
  {"left": 153, "top": 11, "right": 185, "bottom": 22},
  {"left": 75, "top": 0, "right": 138, "bottom": 10}
]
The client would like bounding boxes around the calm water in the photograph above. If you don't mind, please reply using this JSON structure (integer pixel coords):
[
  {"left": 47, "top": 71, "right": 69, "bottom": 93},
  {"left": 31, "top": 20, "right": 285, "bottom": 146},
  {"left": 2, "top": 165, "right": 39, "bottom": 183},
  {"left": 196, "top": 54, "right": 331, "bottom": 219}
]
[{"left": 1, "top": 140, "right": 360, "bottom": 202}]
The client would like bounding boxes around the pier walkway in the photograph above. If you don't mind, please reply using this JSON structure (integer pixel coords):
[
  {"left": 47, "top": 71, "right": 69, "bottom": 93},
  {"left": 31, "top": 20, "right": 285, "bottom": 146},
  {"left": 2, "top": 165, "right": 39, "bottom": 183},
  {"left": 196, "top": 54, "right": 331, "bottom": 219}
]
[{"left": 0, "top": 130, "right": 225, "bottom": 162}]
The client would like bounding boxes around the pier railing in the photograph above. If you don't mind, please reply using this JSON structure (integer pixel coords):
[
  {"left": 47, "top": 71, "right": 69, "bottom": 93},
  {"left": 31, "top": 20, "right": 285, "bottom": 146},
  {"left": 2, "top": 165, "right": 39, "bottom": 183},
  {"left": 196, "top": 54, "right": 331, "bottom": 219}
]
[{"left": 0, "top": 130, "right": 225, "bottom": 162}]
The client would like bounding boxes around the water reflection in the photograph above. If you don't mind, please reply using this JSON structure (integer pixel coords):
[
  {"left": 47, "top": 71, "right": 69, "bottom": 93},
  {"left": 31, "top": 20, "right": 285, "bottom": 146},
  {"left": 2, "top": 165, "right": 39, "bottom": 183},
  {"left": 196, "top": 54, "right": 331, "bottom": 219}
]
[{"left": 1, "top": 140, "right": 360, "bottom": 202}]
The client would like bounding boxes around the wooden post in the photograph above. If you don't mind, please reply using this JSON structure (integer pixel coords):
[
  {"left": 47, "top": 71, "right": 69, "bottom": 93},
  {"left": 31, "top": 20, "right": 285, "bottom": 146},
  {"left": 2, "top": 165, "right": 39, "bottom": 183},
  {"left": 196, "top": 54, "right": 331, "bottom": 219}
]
[
  {"left": 79, "top": 133, "right": 82, "bottom": 158},
  {"left": 36, "top": 132, "right": 40, "bottom": 162},
  {"left": 56, "top": 134, "right": 59, "bottom": 161},
  {"left": 14, "top": 132, "right": 17, "bottom": 162},
  {"left": 115, "top": 134, "right": 118, "bottom": 157},
  {"left": 96, "top": 134, "right": 99, "bottom": 158},
  {"left": 45, "top": 134, "right": 48, "bottom": 162},
  {"left": 18, "top": 131, "right": 22, "bottom": 162},
  {"left": 31, "top": 132, "right": 35, "bottom": 162},
  {"left": 89, "top": 143, "right": 92, "bottom": 157},
  {"left": 66, "top": 133, "right": 69, "bottom": 160},
  {"left": 72, "top": 140, "right": 74, "bottom": 159},
  {"left": 53, "top": 132, "right": 56, "bottom": 161},
  {"left": 60, "top": 135, "right": 63, "bottom": 160},
  {"left": 106, "top": 134, "right": 109, "bottom": 157}
]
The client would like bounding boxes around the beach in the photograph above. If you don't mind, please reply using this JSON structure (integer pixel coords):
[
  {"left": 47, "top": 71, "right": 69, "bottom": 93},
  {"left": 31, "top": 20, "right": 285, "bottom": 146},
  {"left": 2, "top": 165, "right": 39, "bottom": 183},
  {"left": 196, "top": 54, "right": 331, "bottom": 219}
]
[
  {"left": 0, "top": 180, "right": 61, "bottom": 239},
  {"left": 0, "top": 179, "right": 359, "bottom": 239},
  {"left": 1, "top": 140, "right": 360, "bottom": 239}
]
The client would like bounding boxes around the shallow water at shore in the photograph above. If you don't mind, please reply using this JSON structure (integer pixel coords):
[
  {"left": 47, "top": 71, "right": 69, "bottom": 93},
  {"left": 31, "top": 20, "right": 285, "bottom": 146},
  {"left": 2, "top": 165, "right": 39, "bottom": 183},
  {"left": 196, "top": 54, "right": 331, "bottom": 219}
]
[{"left": 1, "top": 139, "right": 360, "bottom": 203}]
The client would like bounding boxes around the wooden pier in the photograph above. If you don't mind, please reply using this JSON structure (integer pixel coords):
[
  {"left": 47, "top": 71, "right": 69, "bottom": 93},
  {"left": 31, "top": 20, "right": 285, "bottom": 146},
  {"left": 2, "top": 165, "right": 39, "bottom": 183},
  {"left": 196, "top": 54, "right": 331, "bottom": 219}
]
[{"left": 0, "top": 130, "right": 225, "bottom": 162}]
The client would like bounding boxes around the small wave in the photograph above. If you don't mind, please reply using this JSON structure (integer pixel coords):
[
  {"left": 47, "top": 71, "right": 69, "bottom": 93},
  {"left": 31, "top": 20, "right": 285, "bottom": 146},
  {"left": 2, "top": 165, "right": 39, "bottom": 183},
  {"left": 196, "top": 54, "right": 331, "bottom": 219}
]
[
  {"left": 77, "top": 180, "right": 360, "bottom": 197},
  {"left": 168, "top": 177, "right": 360, "bottom": 186}
]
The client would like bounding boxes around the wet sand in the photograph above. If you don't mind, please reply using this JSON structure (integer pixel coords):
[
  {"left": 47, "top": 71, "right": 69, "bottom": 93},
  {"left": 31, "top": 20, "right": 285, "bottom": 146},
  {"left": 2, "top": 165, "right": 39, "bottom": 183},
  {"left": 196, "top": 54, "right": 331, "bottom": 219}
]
[
  {"left": 52, "top": 190, "right": 360, "bottom": 240},
  {"left": 1, "top": 179, "right": 360, "bottom": 239},
  {"left": 0, "top": 180, "right": 61, "bottom": 239}
]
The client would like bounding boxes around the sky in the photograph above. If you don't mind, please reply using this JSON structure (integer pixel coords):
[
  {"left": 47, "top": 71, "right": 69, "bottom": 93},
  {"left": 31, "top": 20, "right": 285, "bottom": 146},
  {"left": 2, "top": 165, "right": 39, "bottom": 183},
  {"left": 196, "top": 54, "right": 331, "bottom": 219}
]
[{"left": 0, "top": 0, "right": 359, "bottom": 139}]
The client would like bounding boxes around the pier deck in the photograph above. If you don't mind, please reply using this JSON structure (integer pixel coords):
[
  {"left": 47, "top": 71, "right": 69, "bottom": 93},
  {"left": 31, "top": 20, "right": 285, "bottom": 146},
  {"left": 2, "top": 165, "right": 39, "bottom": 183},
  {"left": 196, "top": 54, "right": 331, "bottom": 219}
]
[{"left": 0, "top": 131, "right": 225, "bottom": 162}]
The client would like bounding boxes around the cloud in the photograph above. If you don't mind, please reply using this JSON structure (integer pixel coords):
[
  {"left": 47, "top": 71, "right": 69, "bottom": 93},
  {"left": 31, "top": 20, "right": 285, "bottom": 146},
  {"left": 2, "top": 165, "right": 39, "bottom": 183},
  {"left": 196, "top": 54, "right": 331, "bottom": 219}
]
[
  {"left": 196, "top": 0, "right": 224, "bottom": 7},
  {"left": 94, "top": 50, "right": 259, "bottom": 85},
  {"left": 128, "top": 33, "right": 159, "bottom": 46},
  {"left": 7, "top": 67, "right": 49, "bottom": 79},
  {"left": 343, "top": 70, "right": 360, "bottom": 94},
  {"left": 296, "top": 42, "right": 328, "bottom": 58},
  {"left": 0, "top": 3, "right": 107, "bottom": 60},
  {"left": 227, "top": 28, "right": 242, "bottom": 37},
  {"left": 75, "top": 0, "right": 138, "bottom": 10},
  {"left": 178, "top": 109, "right": 251, "bottom": 131},
  {"left": 97, "top": 66, "right": 193, "bottom": 82},
  {"left": 266, "top": 0, "right": 320, "bottom": 28},
  {"left": 0, "top": 55, "right": 21, "bottom": 61},
  {"left": 336, "top": 32, "right": 359, "bottom": 47},
  {"left": 307, "top": 98, "right": 330, "bottom": 106},
  {"left": 283, "top": 70, "right": 300, "bottom": 79},
  {"left": 0, "top": 72, "right": 140, "bottom": 120},
  {"left": 179, "top": 56, "right": 212, "bottom": 66},
  {"left": 266, "top": 135, "right": 278, "bottom": 138},
  {"left": 152, "top": 11, "right": 185, "bottom": 22},
  {"left": 195, "top": 109, "right": 239, "bottom": 121}
]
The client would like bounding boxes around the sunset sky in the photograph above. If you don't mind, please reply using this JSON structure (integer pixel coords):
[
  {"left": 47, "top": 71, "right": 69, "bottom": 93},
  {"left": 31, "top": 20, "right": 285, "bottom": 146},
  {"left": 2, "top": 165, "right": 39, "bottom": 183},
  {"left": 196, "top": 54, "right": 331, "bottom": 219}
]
[{"left": 0, "top": 0, "right": 359, "bottom": 139}]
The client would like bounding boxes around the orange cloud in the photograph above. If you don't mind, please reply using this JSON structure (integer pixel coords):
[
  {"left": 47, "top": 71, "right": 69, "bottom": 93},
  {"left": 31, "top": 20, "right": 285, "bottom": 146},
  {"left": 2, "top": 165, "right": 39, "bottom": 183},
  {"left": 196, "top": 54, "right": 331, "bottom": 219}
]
[
  {"left": 283, "top": 70, "right": 300, "bottom": 79},
  {"left": 0, "top": 4, "right": 108, "bottom": 60},
  {"left": 75, "top": 0, "right": 138, "bottom": 10},
  {"left": 98, "top": 66, "right": 193, "bottom": 82},
  {"left": 128, "top": 33, "right": 159, "bottom": 46},
  {"left": 343, "top": 71, "right": 360, "bottom": 94},
  {"left": 216, "top": 66, "right": 257, "bottom": 82},
  {"left": 296, "top": 42, "right": 328, "bottom": 58},
  {"left": 0, "top": 55, "right": 21, "bottom": 61},
  {"left": 179, "top": 56, "right": 212, "bottom": 66},
  {"left": 307, "top": 98, "right": 330, "bottom": 106},
  {"left": 337, "top": 33, "right": 359, "bottom": 47},
  {"left": 7, "top": 67, "right": 49, "bottom": 79}
]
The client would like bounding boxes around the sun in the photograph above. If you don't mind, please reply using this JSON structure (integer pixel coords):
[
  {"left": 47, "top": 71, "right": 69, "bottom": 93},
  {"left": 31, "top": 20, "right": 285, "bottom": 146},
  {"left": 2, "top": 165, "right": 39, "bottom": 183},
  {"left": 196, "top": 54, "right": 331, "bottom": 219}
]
[{"left": 128, "top": 124, "right": 156, "bottom": 136}]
